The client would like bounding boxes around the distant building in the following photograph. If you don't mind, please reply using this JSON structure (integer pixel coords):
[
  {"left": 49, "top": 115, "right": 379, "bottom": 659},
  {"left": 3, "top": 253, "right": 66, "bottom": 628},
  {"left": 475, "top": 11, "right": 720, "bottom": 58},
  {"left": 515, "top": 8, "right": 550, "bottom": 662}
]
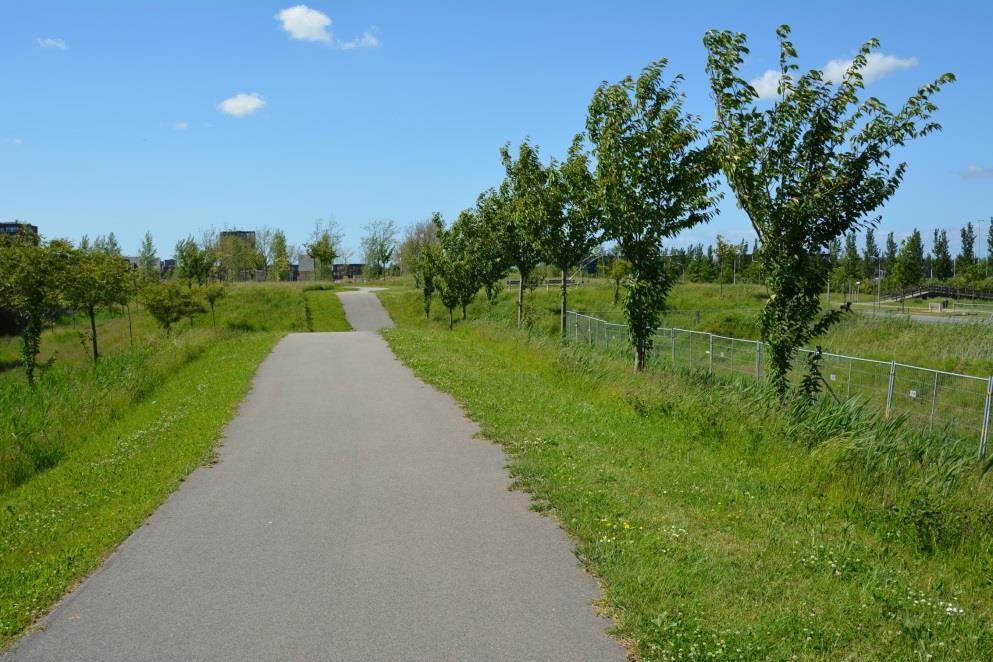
[
  {"left": 0, "top": 221, "right": 39, "bottom": 242},
  {"left": 124, "top": 256, "right": 161, "bottom": 272},
  {"left": 219, "top": 230, "right": 256, "bottom": 245},
  {"left": 160, "top": 258, "right": 177, "bottom": 276},
  {"left": 333, "top": 263, "right": 364, "bottom": 280}
]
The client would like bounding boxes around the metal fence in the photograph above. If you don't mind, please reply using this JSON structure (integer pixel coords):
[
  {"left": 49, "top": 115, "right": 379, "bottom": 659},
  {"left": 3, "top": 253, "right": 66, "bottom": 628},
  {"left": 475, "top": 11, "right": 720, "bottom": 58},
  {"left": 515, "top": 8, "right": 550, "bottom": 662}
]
[{"left": 566, "top": 310, "right": 993, "bottom": 457}]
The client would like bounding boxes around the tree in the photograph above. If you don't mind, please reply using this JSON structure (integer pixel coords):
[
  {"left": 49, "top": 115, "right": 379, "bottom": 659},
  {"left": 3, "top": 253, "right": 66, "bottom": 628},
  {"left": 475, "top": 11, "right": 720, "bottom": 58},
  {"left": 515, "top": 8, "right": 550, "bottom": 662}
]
[
  {"left": 137, "top": 231, "right": 159, "bottom": 283},
  {"left": 269, "top": 230, "right": 291, "bottom": 282},
  {"left": 0, "top": 236, "right": 70, "bottom": 385},
  {"left": 863, "top": 229, "right": 880, "bottom": 279},
  {"left": 175, "top": 237, "right": 214, "bottom": 287},
  {"left": 884, "top": 232, "right": 898, "bottom": 275},
  {"left": 307, "top": 220, "right": 343, "bottom": 281},
  {"left": 842, "top": 233, "right": 862, "bottom": 289},
  {"left": 715, "top": 235, "right": 739, "bottom": 298},
  {"left": 469, "top": 191, "right": 510, "bottom": 306},
  {"left": 538, "top": 136, "right": 602, "bottom": 335},
  {"left": 893, "top": 230, "right": 925, "bottom": 294},
  {"left": 588, "top": 58, "right": 721, "bottom": 371},
  {"left": 142, "top": 282, "right": 204, "bottom": 334},
  {"left": 959, "top": 222, "right": 976, "bottom": 266},
  {"left": 432, "top": 215, "right": 477, "bottom": 328},
  {"left": 93, "top": 232, "right": 122, "bottom": 256},
  {"left": 63, "top": 248, "right": 131, "bottom": 362},
  {"left": 203, "top": 282, "right": 227, "bottom": 327},
  {"left": 398, "top": 219, "right": 439, "bottom": 289},
  {"left": 361, "top": 220, "right": 398, "bottom": 278},
  {"left": 932, "top": 229, "right": 952, "bottom": 279},
  {"left": 498, "top": 140, "right": 546, "bottom": 326},
  {"left": 705, "top": 25, "right": 952, "bottom": 397},
  {"left": 608, "top": 256, "right": 631, "bottom": 305}
]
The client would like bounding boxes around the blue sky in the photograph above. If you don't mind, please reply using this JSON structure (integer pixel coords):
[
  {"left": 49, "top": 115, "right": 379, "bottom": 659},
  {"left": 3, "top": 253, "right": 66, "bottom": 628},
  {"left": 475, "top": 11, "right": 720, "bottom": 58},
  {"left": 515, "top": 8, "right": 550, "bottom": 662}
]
[{"left": 1, "top": 1, "right": 991, "bottom": 259}]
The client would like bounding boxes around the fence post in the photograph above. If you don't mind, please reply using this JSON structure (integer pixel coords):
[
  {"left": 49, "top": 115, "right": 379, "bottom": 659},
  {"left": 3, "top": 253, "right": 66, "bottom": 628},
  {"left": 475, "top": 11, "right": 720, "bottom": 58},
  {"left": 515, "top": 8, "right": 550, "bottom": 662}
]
[
  {"left": 929, "top": 371, "right": 939, "bottom": 433},
  {"left": 980, "top": 376, "right": 992, "bottom": 459},
  {"left": 670, "top": 327, "right": 676, "bottom": 368},
  {"left": 708, "top": 333, "right": 714, "bottom": 374},
  {"left": 574, "top": 314, "right": 579, "bottom": 341},
  {"left": 847, "top": 358, "right": 853, "bottom": 400},
  {"left": 885, "top": 360, "right": 897, "bottom": 419},
  {"left": 754, "top": 342, "right": 761, "bottom": 381},
  {"left": 604, "top": 322, "right": 609, "bottom": 350},
  {"left": 588, "top": 316, "right": 592, "bottom": 346}
]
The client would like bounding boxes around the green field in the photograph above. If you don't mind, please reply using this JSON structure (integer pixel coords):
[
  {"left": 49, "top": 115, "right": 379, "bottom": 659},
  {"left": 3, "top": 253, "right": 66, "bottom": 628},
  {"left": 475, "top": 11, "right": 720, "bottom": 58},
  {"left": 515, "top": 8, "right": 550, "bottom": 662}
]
[
  {"left": 0, "top": 282, "right": 349, "bottom": 648},
  {"left": 378, "top": 284, "right": 993, "bottom": 660}
]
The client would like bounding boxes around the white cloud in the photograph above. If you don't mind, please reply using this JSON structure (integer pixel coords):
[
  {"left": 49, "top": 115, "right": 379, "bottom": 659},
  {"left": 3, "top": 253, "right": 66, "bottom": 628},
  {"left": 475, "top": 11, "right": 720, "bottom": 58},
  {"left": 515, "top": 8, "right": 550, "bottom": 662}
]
[
  {"left": 750, "top": 51, "right": 917, "bottom": 100},
  {"left": 822, "top": 52, "right": 917, "bottom": 85},
  {"left": 174, "top": 121, "right": 189, "bottom": 130},
  {"left": 218, "top": 93, "right": 265, "bottom": 117},
  {"left": 961, "top": 165, "right": 993, "bottom": 180},
  {"left": 276, "top": 5, "right": 331, "bottom": 42},
  {"left": 3, "top": 137, "right": 24, "bottom": 146},
  {"left": 337, "top": 30, "right": 379, "bottom": 50},
  {"left": 36, "top": 37, "right": 67, "bottom": 50}
]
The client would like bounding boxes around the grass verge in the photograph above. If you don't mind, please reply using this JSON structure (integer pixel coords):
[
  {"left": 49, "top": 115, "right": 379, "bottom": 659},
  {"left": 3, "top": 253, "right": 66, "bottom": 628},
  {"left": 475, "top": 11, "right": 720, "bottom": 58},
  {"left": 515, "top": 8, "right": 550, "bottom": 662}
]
[
  {"left": 378, "top": 286, "right": 993, "bottom": 660},
  {"left": 303, "top": 287, "right": 352, "bottom": 332}
]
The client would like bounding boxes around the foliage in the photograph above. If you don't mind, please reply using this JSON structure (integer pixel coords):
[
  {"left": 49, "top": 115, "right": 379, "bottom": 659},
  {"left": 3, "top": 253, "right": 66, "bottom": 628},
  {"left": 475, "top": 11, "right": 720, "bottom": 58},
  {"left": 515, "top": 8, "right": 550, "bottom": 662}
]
[
  {"left": 932, "top": 229, "right": 953, "bottom": 279},
  {"left": 432, "top": 213, "right": 479, "bottom": 327},
  {"left": 360, "top": 220, "right": 398, "bottom": 278},
  {"left": 498, "top": 141, "right": 546, "bottom": 326},
  {"left": 0, "top": 236, "right": 71, "bottom": 385},
  {"left": 587, "top": 57, "right": 720, "bottom": 370},
  {"left": 608, "top": 257, "right": 631, "bottom": 305},
  {"left": 141, "top": 282, "right": 205, "bottom": 334},
  {"left": 269, "top": 230, "right": 292, "bottom": 282},
  {"left": 705, "top": 24, "right": 953, "bottom": 397},
  {"left": 307, "top": 220, "right": 343, "bottom": 281},
  {"left": 137, "top": 231, "right": 159, "bottom": 283},
  {"left": 397, "top": 218, "right": 439, "bottom": 289},
  {"left": 174, "top": 236, "right": 214, "bottom": 287},
  {"left": 203, "top": 282, "right": 227, "bottom": 327},
  {"left": 62, "top": 249, "right": 132, "bottom": 361}
]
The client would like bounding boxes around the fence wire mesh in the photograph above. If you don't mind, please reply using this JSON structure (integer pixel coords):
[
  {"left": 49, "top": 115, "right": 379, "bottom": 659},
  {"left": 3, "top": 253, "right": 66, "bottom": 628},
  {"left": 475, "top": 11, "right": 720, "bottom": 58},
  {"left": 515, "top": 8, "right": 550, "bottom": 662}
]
[{"left": 566, "top": 310, "right": 993, "bottom": 456}]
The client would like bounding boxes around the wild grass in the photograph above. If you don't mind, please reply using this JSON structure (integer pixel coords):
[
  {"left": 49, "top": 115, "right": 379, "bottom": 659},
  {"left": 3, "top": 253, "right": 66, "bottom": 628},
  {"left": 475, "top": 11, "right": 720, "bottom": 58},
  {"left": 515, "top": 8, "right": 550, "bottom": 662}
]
[
  {"left": 302, "top": 286, "right": 352, "bottom": 332},
  {"left": 378, "top": 285, "right": 993, "bottom": 660}
]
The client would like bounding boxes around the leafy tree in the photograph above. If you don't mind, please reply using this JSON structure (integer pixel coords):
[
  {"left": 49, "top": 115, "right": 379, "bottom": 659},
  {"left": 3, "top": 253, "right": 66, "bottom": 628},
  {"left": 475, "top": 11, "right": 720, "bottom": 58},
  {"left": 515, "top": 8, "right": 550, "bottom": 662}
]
[
  {"left": 269, "top": 230, "right": 291, "bottom": 282},
  {"left": 893, "top": 230, "right": 925, "bottom": 292},
  {"left": 932, "top": 229, "right": 953, "bottom": 279},
  {"left": 842, "top": 233, "right": 862, "bottom": 286},
  {"left": 705, "top": 25, "right": 952, "bottom": 397},
  {"left": 63, "top": 248, "right": 131, "bottom": 362},
  {"left": 862, "top": 229, "right": 880, "bottom": 279},
  {"left": 137, "top": 231, "right": 159, "bottom": 283},
  {"left": 498, "top": 140, "right": 546, "bottom": 326},
  {"left": 93, "top": 232, "right": 122, "bottom": 256},
  {"left": 588, "top": 58, "right": 720, "bottom": 370},
  {"left": 0, "top": 236, "right": 70, "bottom": 385},
  {"left": 884, "top": 232, "right": 898, "bottom": 274},
  {"left": 361, "top": 220, "right": 398, "bottom": 278},
  {"left": 175, "top": 237, "right": 214, "bottom": 287},
  {"left": 432, "top": 216, "right": 477, "bottom": 328},
  {"left": 398, "top": 219, "right": 439, "bottom": 289},
  {"left": 607, "top": 257, "right": 631, "bottom": 305},
  {"left": 307, "top": 220, "right": 343, "bottom": 281},
  {"left": 715, "top": 235, "right": 739, "bottom": 298},
  {"left": 538, "top": 136, "right": 601, "bottom": 335},
  {"left": 203, "top": 282, "right": 227, "bottom": 327},
  {"left": 471, "top": 191, "right": 511, "bottom": 305},
  {"left": 959, "top": 222, "right": 976, "bottom": 265},
  {"left": 142, "top": 282, "right": 204, "bottom": 334}
]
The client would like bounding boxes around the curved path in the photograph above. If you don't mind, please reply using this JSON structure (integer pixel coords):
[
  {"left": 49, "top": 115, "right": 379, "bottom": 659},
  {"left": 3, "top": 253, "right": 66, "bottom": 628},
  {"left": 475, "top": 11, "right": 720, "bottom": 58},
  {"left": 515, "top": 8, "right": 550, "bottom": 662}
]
[{"left": 6, "top": 289, "right": 622, "bottom": 661}]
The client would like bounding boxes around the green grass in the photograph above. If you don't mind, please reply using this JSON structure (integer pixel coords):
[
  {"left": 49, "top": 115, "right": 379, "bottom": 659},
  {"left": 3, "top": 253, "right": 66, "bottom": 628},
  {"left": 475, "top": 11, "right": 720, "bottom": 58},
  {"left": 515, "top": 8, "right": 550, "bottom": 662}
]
[
  {"left": 0, "top": 281, "right": 348, "bottom": 649},
  {"left": 303, "top": 286, "right": 352, "bottom": 332},
  {"left": 378, "top": 285, "right": 993, "bottom": 660}
]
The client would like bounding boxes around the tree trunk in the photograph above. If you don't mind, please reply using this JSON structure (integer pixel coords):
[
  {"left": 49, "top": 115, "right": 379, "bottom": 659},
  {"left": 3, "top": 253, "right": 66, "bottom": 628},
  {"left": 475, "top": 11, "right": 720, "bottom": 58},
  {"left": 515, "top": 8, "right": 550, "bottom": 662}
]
[
  {"left": 211, "top": 303, "right": 217, "bottom": 327},
  {"left": 517, "top": 271, "right": 526, "bottom": 326},
  {"left": 126, "top": 303, "right": 134, "bottom": 346},
  {"left": 448, "top": 309, "right": 454, "bottom": 329},
  {"left": 634, "top": 341, "right": 645, "bottom": 372},
  {"left": 88, "top": 304, "right": 99, "bottom": 362},
  {"left": 560, "top": 266, "right": 568, "bottom": 337},
  {"left": 461, "top": 304, "right": 467, "bottom": 320}
]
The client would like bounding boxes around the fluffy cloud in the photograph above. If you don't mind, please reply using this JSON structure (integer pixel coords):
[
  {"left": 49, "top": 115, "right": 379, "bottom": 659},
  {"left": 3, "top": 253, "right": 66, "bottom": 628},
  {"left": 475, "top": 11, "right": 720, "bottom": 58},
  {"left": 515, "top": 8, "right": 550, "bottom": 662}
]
[
  {"left": 218, "top": 93, "right": 265, "bottom": 117},
  {"left": 337, "top": 30, "right": 379, "bottom": 50},
  {"left": 36, "top": 37, "right": 67, "bottom": 50},
  {"left": 960, "top": 165, "right": 993, "bottom": 180},
  {"left": 276, "top": 5, "right": 331, "bottom": 42},
  {"left": 750, "top": 51, "right": 917, "bottom": 100}
]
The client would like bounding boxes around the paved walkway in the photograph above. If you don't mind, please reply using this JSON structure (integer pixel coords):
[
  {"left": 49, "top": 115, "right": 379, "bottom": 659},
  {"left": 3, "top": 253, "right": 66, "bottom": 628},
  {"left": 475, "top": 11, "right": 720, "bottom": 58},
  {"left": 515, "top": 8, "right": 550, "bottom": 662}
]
[{"left": 6, "top": 289, "right": 622, "bottom": 661}]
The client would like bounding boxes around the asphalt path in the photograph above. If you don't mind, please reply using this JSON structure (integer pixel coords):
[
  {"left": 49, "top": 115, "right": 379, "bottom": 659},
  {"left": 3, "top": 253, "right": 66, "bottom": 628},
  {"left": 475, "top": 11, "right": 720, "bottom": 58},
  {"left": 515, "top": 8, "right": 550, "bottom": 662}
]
[{"left": 6, "top": 288, "right": 622, "bottom": 661}]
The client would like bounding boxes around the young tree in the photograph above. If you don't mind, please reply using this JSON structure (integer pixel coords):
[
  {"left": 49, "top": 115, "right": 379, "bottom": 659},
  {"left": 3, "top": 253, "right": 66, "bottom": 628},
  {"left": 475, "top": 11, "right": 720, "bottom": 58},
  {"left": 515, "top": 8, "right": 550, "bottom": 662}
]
[
  {"left": 932, "top": 229, "right": 953, "bottom": 280},
  {"left": 269, "top": 230, "right": 291, "bottom": 282},
  {"left": 361, "top": 220, "right": 398, "bottom": 278},
  {"left": 959, "top": 222, "right": 976, "bottom": 265},
  {"left": 137, "top": 231, "right": 160, "bottom": 283},
  {"left": 203, "top": 282, "right": 227, "bottom": 327},
  {"left": 498, "top": 141, "right": 546, "bottom": 326},
  {"left": 862, "top": 229, "right": 880, "bottom": 279},
  {"left": 469, "top": 191, "right": 510, "bottom": 305},
  {"left": 142, "top": 282, "right": 204, "bottom": 334},
  {"left": 842, "top": 233, "right": 862, "bottom": 291},
  {"left": 608, "top": 256, "right": 631, "bottom": 305},
  {"left": 307, "top": 220, "right": 343, "bottom": 281},
  {"left": 705, "top": 25, "right": 952, "bottom": 396},
  {"left": 884, "top": 232, "right": 898, "bottom": 275},
  {"left": 539, "top": 136, "right": 602, "bottom": 335},
  {"left": 93, "top": 232, "right": 122, "bottom": 256},
  {"left": 587, "top": 58, "right": 721, "bottom": 370},
  {"left": 175, "top": 237, "right": 214, "bottom": 287},
  {"left": 64, "top": 248, "right": 131, "bottom": 362},
  {"left": 432, "top": 215, "right": 477, "bottom": 328},
  {"left": 893, "top": 230, "right": 925, "bottom": 293},
  {"left": 715, "top": 235, "right": 739, "bottom": 298},
  {"left": 397, "top": 219, "right": 439, "bottom": 289},
  {"left": 0, "top": 236, "right": 70, "bottom": 385}
]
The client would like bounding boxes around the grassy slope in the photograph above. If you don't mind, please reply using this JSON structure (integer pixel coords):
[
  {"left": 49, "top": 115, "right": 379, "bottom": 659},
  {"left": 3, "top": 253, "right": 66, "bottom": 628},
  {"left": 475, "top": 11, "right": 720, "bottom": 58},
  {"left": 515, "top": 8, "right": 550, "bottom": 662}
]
[
  {"left": 0, "top": 282, "right": 334, "bottom": 649},
  {"left": 379, "top": 286, "right": 993, "bottom": 660},
  {"left": 303, "top": 287, "right": 352, "bottom": 332}
]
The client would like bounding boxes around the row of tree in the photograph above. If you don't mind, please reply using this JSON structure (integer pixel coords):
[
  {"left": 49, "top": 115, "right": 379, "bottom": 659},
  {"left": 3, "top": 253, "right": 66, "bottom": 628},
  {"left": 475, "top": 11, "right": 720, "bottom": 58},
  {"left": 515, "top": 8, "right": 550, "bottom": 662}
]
[{"left": 402, "top": 25, "right": 954, "bottom": 400}]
